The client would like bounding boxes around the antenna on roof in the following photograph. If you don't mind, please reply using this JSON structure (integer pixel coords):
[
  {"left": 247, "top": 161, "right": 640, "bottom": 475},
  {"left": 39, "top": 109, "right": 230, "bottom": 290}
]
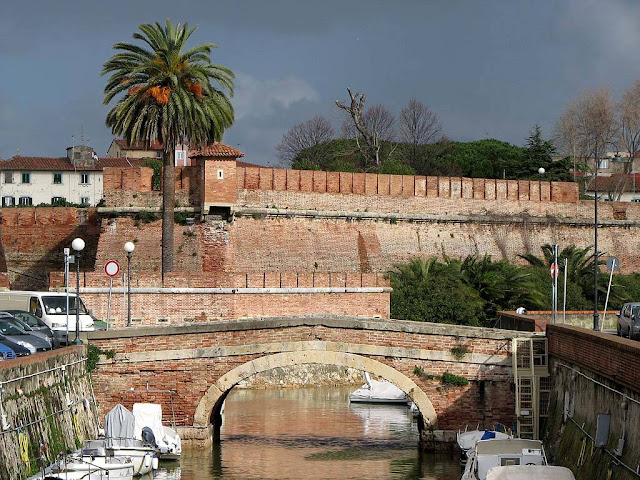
[
  {"left": 16, "top": 148, "right": 19, "bottom": 156},
  {"left": 80, "top": 126, "right": 84, "bottom": 144}
]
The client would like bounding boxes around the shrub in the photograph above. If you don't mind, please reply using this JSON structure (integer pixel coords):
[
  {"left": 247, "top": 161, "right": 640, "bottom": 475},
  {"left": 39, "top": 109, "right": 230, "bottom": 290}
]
[{"left": 442, "top": 372, "right": 469, "bottom": 386}]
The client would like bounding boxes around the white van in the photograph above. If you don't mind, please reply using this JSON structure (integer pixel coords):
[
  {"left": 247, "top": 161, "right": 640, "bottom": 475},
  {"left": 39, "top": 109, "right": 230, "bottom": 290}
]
[{"left": 0, "top": 291, "right": 94, "bottom": 344}]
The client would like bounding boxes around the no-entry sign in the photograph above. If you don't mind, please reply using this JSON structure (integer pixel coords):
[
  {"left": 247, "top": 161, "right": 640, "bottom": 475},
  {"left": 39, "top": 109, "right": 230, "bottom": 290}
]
[
  {"left": 104, "top": 260, "right": 120, "bottom": 277},
  {"left": 550, "top": 262, "right": 558, "bottom": 279}
]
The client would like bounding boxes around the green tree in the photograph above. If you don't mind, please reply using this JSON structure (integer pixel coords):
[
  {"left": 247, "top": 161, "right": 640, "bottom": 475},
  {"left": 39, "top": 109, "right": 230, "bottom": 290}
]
[
  {"left": 389, "top": 258, "right": 486, "bottom": 326},
  {"left": 102, "top": 20, "right": 234, "bottom": 279}
]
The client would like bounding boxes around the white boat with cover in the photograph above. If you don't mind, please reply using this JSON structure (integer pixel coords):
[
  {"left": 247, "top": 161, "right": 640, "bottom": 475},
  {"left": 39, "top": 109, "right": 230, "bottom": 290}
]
[
  {"left": 349, "top": 373, "right": 409, "bottom": 404},
  {"left": 105, "top": 404, "right": 157, "bottom": 475},
  {"left": 457, "top": 426, "right": 512, "bottom": 464},
  {"left": 133, "top": 403, "right": 182, "bottom": 461},
  {"left": 486, "top": 465, "right": 575, "bottom": 480},
  {"left": 461, "top": 438, "right": 547, "bottom": 480}
]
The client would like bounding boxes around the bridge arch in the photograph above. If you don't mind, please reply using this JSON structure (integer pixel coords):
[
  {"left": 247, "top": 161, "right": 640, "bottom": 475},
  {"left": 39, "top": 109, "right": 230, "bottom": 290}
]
[{"left": 194, "top": 350, "right": 437, "bottom": 436}]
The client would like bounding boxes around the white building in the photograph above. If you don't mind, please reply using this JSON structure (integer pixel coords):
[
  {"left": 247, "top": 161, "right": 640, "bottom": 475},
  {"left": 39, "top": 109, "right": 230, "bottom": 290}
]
[{"left": 0, "top": 145, "right": 145, "bottom": 207}]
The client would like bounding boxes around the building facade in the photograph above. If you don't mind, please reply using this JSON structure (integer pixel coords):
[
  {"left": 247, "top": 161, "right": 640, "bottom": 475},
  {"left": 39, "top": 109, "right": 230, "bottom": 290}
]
[
  {"left": 0, "top": 145, "right": 144, "bottom": 207},
  {"left": 107, "top": 139, "right": 190, "bottom": 166}
]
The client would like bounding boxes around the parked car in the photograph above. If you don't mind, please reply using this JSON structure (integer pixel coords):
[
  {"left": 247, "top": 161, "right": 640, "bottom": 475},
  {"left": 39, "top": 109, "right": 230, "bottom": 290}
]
[
  {"left": 616, "top": 302, "right": 640, "bottom": 339},
  {"left": 0, "top": 342, "right": 16, "bottom": 359},
  {"left": 0, "top": 316, "right": 52, "bottom": 352},
  {"left": 3, "top": 310, "right": 59, "bottom": 348},
  {"left": 0, "top": 333, "right": 32, "bottom": 356}
]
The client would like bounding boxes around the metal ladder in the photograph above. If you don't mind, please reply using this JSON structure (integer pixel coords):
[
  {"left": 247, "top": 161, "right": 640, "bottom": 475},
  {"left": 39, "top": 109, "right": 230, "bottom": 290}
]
[{"left": 512, "top": 337, "right": 550, "bottom": 439}]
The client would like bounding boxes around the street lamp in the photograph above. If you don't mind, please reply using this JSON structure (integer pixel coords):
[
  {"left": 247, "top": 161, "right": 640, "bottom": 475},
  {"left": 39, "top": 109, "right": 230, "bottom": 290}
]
[
  {"left": 538, "top": 167, "right": 545, "bottom": 176},
  {"left": 71, "top": 237, "right": 85, "bottom": 344},
  {"left": 593, "top": 147, "right": 600, "bottom": 331},
  {"left": 124, "top": 242, "right": 135, "bottom": 327}
]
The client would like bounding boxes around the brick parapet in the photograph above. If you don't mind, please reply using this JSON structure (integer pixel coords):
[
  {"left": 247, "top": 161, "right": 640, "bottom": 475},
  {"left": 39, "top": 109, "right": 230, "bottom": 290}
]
[
  {"left": 237, "top": 166, "right": 579, "bottom": 203},
  {"left": 546, "top": 324, "right": 640, "bottom": 393}
]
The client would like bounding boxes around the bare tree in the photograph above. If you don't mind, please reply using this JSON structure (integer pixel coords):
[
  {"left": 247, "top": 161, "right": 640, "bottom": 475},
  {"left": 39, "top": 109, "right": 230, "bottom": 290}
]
[
  {"left": 619, "top": 80, "right": 640, "bottom": 163},
  {"left": 336, "top": 88, "right": 395, "bottom": 168},
  {"left": 554, "top": 88, "right": 617, "bottom": 182},
  {"left": 398, "top": 99, "right": 443, "bottom": 146},
  {"left": 276, "top": 115, "right": 335, "bottom": 166}
]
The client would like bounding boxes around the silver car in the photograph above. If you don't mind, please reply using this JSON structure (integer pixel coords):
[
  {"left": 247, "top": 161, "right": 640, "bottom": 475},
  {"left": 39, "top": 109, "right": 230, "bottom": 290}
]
[
  {"left": 0, "top": 316, "right": 52, "bottom": 352},
  {"left": 616, "top": 302, "right": 640, "bottom": 340}
]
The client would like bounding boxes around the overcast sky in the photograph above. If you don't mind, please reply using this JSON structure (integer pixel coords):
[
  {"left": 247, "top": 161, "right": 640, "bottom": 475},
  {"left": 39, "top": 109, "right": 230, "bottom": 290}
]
[{"left": 1, "top": 0, "right": 639, "bottom": 165}]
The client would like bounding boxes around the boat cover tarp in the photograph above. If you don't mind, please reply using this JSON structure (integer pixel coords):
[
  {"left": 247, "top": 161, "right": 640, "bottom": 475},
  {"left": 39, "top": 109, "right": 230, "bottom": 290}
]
[
  {"left": 486, "top": 465, "right": 575, "bottom": 480},
  {"left": 480, "top": 430, "right": 496, "bottom": 440},
  {"left": 349, "top": 380, "right": 408, "bottom": 403},
  {"left": 105, "top": 404, "right": 136, "bottom": 447},
  {"left": 132, "top": 403, "right": 180, "bottom": 455}
]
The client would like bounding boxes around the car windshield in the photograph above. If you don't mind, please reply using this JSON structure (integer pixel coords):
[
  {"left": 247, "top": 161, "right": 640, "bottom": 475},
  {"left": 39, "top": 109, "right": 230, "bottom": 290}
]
[
  {"left": 10, "top": 311, "right": 47, "bottom": 328},
  {"left": 0, "top": 320, "right": 27, "bottom": 335},
  {"left": 42, "top": 296, "right": 88, "bottom": 315},
  {"left": 2, "top": 316, "right": 32, "bottom": 331}
]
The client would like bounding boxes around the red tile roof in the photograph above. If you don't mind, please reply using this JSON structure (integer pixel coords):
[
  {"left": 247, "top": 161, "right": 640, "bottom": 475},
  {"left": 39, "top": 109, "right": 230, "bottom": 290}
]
[
  {"left": 189, "top": 142, "right": 244, "bottom": 158},
  {"left": 588, "top": 174, "right": 640, "bottom": 192},
  {"left": 0, "top": 156, "right": 147, "bottom": 171}
]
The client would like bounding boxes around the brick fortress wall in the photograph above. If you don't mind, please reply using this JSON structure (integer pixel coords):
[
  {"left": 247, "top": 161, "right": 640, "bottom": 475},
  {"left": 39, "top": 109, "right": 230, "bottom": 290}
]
[{"left": 49, "top": 271, "right": 390, "bottom": 326}]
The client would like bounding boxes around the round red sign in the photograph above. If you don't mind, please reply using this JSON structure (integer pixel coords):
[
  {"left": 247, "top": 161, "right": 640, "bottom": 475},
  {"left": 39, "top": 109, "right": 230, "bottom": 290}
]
[
  {"left": 550, "top": 262, "right": 558, "bottom": 279},
  {"left": 104, "top": 260, "right": 120, "bottom": 277}
]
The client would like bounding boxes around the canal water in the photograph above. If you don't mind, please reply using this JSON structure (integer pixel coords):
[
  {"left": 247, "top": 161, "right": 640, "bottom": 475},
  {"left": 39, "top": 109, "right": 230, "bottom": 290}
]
[{"left": 149, "top": 385, "right": 461, "bottom": 480}]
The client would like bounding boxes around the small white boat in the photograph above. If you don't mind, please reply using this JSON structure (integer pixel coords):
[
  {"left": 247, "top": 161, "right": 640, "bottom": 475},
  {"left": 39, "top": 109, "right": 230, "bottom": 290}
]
[
  {"left": 486, "top": 465, "right": 576, "bottom": 480},
  {"left": 44, "top": 448, "right": 134, "bottom": 480},
  {"left": 105, "top": 404, "right": 157, "bottom": 475},
  {"left": 461, "top": 438, "right": 547, "bottom": 480},
  {"left": 349, "top": 373, "right": 408, "bottom": 404},
  {"left": 133, "top": 403, "right": 182, "bottom": 461},
  {"left": 457, "top": 426, "right": 512, "bottom": 464}
]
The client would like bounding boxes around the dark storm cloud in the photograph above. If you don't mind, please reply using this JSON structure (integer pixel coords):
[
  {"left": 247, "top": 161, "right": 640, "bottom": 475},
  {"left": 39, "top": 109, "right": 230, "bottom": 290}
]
[{"left": 2, "top": 0, "right": 640, "bottom": 163}]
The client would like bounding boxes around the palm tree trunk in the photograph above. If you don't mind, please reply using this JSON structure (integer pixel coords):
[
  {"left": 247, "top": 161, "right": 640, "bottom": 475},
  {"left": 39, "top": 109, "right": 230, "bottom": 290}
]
[{"left": 162, "top": 148, "right": 176, "bottom": 284}]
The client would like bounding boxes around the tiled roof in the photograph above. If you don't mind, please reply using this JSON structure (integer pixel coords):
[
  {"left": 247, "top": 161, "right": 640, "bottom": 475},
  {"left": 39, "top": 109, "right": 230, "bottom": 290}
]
[
  {"left": 587, "top": 174, "right": 640, "bottom": 192},
  {"left": 0, "top": 156, "right": 147, "bottom": 171},
  {"left": 114, "top": 139, "right": 164, "bottom": 151},
  {"left": 189, "top": 142, "right": 244, "bottom": 158},
  {"left": 236, "top": 160, "right": 263, "bottom": 168}
]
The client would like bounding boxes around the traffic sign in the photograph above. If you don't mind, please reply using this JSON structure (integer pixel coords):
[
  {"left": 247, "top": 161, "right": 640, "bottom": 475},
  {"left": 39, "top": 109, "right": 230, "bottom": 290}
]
[
  {"left": 606, "top": 257, "right": 620, "bottom": 273},
  {"left": 104, "top": 260, "right": 120, "bottom": 277},
  {"left": 550, "top": 262, "right": 558, "bottom": 279}
]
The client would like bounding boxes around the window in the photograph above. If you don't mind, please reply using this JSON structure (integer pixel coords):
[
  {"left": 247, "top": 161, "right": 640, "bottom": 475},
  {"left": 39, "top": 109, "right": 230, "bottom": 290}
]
[
  {"left": 19, "top": 196, "right": 32, "bottom": 206},
  {"left": 21, "top": 173, "right": 30, "bottom": 184},
  {"left": 80, "top": 173, "right": 90, "bottom": 184},
  {"left": 4, "top": 172, "right": 13, "bottom": 184},
  {"left": 598, "top": 158, "right": 610, "bottom": 169},
  {"left": 175, "top": 150, "right": 186, "bottom": 161},
  {"left": 2, "top": 196, "right": 15, "bottom": 207},
  {"left": 217, "top": 169, "right": 224, "bottom": 180},
  {"left": 51, "top": 197, "right": 66, "bottom": 205},
  {"left": 156, "top": 151, "right": 162, "bottom": 159},
  {"left": 53, "top": 172, "right": 62, "bottom": 184},
  {"left": 80, "top": 197, "right": 90, "bottom": 206}
]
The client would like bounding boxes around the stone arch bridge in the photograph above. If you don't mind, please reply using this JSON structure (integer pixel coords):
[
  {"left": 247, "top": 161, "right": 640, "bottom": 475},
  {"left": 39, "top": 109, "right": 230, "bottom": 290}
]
[{"left": 88, "top": 316, "right": 532, "bottom": 444}]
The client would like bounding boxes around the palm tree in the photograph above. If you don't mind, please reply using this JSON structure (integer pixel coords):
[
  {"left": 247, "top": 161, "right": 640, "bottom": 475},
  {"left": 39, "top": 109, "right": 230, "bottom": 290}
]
[{"left": 102, "top": 20, "right": 234, "bottom": 281}]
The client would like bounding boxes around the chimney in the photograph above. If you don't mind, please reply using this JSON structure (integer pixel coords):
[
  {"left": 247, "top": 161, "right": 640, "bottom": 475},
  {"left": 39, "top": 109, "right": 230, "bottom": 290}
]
[{"left": 66, "top": 145, "right": 96, "bottom": 167}]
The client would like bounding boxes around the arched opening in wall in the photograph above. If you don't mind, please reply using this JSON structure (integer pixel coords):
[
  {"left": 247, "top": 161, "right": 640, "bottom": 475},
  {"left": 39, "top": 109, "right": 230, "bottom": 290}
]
[
  {"left": 194, "top": 352, "right": 443, "bottom": 478},
  {"left": 206, "top": 205, "right": 231, "bottom": 220},
  {"left": 196, "top": 351, "right": 437, "bottom": 439}
]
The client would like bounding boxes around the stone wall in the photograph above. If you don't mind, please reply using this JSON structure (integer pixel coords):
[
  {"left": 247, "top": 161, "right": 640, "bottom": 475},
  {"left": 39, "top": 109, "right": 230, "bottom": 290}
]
[
  {"left": 0, "top": 208, "right": 101, "bottom": 290},
  {"left": 0, "top": 347, "right": 98, "bottom": 480},
  {"left": 544, "top": 325, "right": 640, "bottom": 480}
]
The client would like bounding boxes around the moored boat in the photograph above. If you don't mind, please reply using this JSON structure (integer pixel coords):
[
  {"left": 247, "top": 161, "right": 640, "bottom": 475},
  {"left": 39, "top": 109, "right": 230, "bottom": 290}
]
[
  {"left": 133, "top": 403, "right": 182, "bottom": 461},
  {"left": 461, "top": 438, "right": 547, "bottom": 480},
  {"left": 486, "top": 465, "right": 576, "bottom": 479},
  {"left": 457, "top": 425, "right": 512, "bottom": 464},
  {"left": 105, "top": 404, "right": 157, "bottom": 475},
  {"left": 349, "top": 372, "right": 408, "bottom": 404},
  {"left": 44, "top": 445, "right": 134, "bottom": 480}
]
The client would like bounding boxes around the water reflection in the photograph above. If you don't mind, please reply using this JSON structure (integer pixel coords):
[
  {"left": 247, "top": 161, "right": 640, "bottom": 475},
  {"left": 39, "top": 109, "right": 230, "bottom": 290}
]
[{"left": 144, "top": 386, "right": 461, "bottom": 479}]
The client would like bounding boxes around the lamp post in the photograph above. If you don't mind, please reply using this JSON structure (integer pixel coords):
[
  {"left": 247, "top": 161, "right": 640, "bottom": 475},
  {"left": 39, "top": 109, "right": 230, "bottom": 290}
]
[
  {"left": 124, "top": 242, "right": 135, "bottom": 327},
  {"left": 71, "top": 237, "right": 85, "bottom": 344},
  {"left": 593, "top": 144, "right": 600, "bottom": 331}
]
